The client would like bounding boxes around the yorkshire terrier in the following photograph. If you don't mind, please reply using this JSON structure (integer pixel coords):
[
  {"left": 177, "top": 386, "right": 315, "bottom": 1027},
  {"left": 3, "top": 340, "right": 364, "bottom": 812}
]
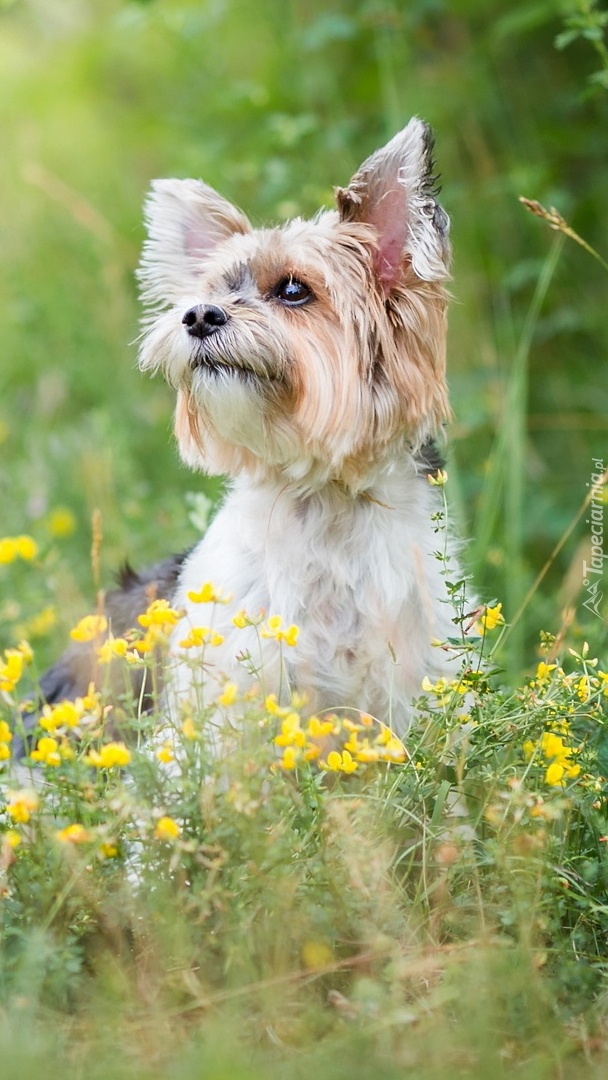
[{"left": 40, "top": 118, "right": 464, "bottom": 738}]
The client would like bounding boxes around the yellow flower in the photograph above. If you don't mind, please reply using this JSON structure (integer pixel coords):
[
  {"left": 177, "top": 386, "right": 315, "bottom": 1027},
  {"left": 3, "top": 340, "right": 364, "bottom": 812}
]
[
  {"left": 156, "top": 743, "right": 175, "bottom": 764},
  {"left": 324, "top": 750, "right": 358, "bottom": 774},
  {"left": 0, "top": 745, "right": 11, "bottom": 762},
  {"left": 179, "top": 626, "right": 224, "bottom": 649},
  {"left": 0, "top": 535, "right": 38, "bottom": 563},
  {"left": 274, "top": 713, "right": 306, "bottom": 748},
  {"left": 15, "top": 535, "right": 38, "bottom": 560},
  {"left": 56, "top": 823, "right": 91, "bottom": 844},
  {"left": 0, "top": 721, "right": 13, "bottom": 744},
  {"left": 232, "top": 609, "right": 249, "bottom": 628},
  {"left": 181, "top": 717, "right": 198, "bottom": 740},
  {"left": 0, "top": 538, "right": 18, "bottom": 564},
  {"left": 535, "top": 661, "right": 557, "bottom": 683},
  {"left": 47, "top": 507, "right": 76, "bottom": 538},
  {"left": 97, "top": 636, "right": 129, "bottom": 664},
  {"left": 4, "top": 830, "right": 21, "bottom": 849},
  {"left": 523, "top": 739, "right": 536, "bottom": 760},
  {"left": 30, "top": 736, "right": 62, "bottom": 766},
  {"left": 306, "top": 715, "right": 336, "bottom": 738},
  {"left": 40, "top": 700, "right": 82, "bottom": 732},
  {"left": 217, "top": 682, "right": 238, "bottom": 707},
  {"left": 187, "top": 582, "right": 230, "bottom": 604},
  {"left": 355, "top": 741, "right": 380, "bottom": 764},
  {"left": 0, "top": 641, "right": 32, "bottom": 692},
  {"left": 6, "top": 790, "right": 38, "bottom": 823},
  {"left": 138, "top": 599, "right": 181, "bottom": 630},
  {"left": 301, "top": 940, "right": 334, "bottom": 969},
  {"left": 379, "top": 736, "right": 407, "bottom": 762},
  {"left": 154, "top": 816, "right": 181, "bottom": 840},
  {"left": 576, "top": 676, "right": 590, "bottom": 703},
  {"left": 427, "top": 469, "right": 448, "bottom": 486},
  {"left": 70, "top": 614, "right": 108, "bottom": 642},
  {"left": 280, "top": 746, "right": 299, "bottom": 770},
  {"left": 85, "top": 742, "right": 131, "bottom": 768},
  {"left": 545, "top": 762, "right": 566, "bottom": 787},
  {"left": 100, "top": 841, "right": 118, "bottom": 859},
  {"left": 260, "top": 615, "right": 300, "bottom": 646},
  {"left": 480, "top": 603, "right": 505, "bottom": 632}
]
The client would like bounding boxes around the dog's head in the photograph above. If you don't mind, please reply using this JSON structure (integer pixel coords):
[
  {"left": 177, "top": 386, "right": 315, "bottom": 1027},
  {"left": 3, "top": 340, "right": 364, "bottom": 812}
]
[{"left": 138, "top": 118, "right": 451, "bottom": 491}]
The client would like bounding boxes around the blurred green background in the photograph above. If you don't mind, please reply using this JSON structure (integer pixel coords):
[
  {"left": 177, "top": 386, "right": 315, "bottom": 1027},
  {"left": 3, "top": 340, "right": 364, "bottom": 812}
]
[{"left": 0, "top": 0, "right": 607, "bottom": 677}]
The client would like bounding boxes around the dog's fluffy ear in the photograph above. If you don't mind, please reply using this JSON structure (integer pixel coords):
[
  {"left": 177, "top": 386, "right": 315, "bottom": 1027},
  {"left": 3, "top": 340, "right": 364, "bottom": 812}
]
[
  {"left": 138, "top": 179, "right": 251, "bottom": 306},
  {"left": 335, "top": 118, "right": 450, "bottom": 291}
]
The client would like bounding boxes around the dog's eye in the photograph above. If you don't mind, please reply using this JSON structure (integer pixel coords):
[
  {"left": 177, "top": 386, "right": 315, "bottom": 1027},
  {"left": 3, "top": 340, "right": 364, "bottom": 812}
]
[{"left": 274, "top": 278, "right": 312, "bottom": 306}]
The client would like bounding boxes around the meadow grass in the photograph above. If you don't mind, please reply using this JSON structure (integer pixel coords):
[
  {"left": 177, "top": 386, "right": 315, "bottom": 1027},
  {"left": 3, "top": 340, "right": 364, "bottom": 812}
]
[{"left": 1, "top": 0, "right": 608, "bottom": 1076}]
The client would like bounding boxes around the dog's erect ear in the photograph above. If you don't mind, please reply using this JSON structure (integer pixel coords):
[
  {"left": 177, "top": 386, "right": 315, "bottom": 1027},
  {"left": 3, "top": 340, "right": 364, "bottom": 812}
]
[
  {"left": 335, "top": 118, "right": 450, "bottom": 291},
  {"left": 138, "top": 179, "right": 251, "bottom": 306}
]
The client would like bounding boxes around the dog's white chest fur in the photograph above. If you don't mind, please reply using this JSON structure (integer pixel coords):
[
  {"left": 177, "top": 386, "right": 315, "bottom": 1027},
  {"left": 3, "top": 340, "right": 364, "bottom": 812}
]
[{"left": 170, "top": 460, "right": 457, "bottom": 732}]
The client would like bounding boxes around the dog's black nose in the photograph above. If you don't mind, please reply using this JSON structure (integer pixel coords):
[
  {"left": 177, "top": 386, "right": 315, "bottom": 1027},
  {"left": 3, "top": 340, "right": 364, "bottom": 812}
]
[{"left": 182, "top": 304, "right": 229, "bottom": 338}]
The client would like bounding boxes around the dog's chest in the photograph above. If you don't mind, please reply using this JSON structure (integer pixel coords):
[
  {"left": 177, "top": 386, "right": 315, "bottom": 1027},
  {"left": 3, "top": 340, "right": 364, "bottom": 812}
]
[{"left": 171, "top": 475, "right": 452, "bottom": 724}]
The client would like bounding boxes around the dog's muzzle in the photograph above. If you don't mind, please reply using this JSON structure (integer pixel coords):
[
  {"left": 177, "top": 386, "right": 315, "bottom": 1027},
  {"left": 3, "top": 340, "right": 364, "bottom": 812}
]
[{"left": 182, "top": 304, "right": 229, "bottom": 339}]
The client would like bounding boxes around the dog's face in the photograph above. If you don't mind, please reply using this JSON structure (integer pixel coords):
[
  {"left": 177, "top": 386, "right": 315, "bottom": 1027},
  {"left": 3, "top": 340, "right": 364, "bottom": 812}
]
[{"left": 138, "top": 118, "right": 451, "bottom": 490}]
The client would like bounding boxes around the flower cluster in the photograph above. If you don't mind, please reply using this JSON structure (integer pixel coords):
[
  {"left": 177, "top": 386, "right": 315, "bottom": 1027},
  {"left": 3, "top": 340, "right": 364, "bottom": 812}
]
[
  {"left": 523, "top": 730, "right": 582, "bottom": 787},
  {"left": 0, "top": 535, "right": 38, "bottom": 564},
  {"left": 271, "top": 701, "right": 406, "bottom": 773},
  {"left": 0, "top": 640, "right": 33, "bottom": 694},
  {"left": 40, "top": 687, "right": 101, "bottom": 733}
]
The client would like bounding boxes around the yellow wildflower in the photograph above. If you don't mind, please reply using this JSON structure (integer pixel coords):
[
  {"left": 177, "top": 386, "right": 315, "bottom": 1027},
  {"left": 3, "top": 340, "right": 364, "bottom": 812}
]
[
  {"left": 179, "top": 626, "right": 224, "bottom": 649},
  {"left": 480, "top": 603, "right": 505, "bottom": 632},
  {"left": 70, "top": 614, "right": 108, "bottom": 642},
  {"left": 97, "top": 636, "right": 129, "bottom": 664},
  {"left": 545, "top": 762, "right": 566, "bottom": 787},
  {"left": 0, "top": 745, "right": 10, "bottom": 762},
  {"left": 280, "top": 746, "right": 299, "bottom": 770},
  {"left": 100, "top": 841, "right": 118, "bottom": 859},
  {"left": 0, "top": 641, "right": 32, "bottom": 692},
  {"left": 187, "top": 582, "right": 231, "bottom": 604},
  {"left": 427, "top": 469, "right": 448, "bottom": 486},
  {"left": 85, "top": 742, "right": 131, "bottom": 768},
  {"left": 6, "top": 790, "right": 38, "bottom": 823},
  {"left": 4, "top": 830, "right": 21, "bottom": 849},
  {"left": 0, "top": 538, "right": 17, "bottom": 564},
  {"left": 138, "top": 599, "right": 181, "bottom": 630},
  {"left": 260, "top": 615, "right": 300, "bottom": 646},
  {"left": 355, "top": 741, "right": 381, "bottom": 764},
  {"left": 47, "top": 507, "right": 76, "bottom": 538},
  {"left": 379, "top": 736, "right": 407, "bottom": 762},
  {"left": 40, "top": 699, "right": 82, "bottom": 732},
  {"left": 30, "top": 736, "right": 62, "bottom": 766},
  {"left": 301, "top": 940, "right": 334, "bottom": 969},
  {"left": 56, "top": 823, "right": 91, "bottom": 844},
  {"left": 232, "top": 609, "right": 249, "bottom": 628},
  {"left": 156, "top": 743, "right": 175, "bottom": 764},
  {"left": 181, "top": 717, "right": 198, "bottom": 740},
  {"left": 306, "top": 715, "right": 336, "bottom": 738},
  {"left": 25, "top": 606, "right": 58, "bottom": 639},
  {"left": 324, "top": 749, "right": 358, "bottom": 774},
  {"left": 0, "top": 721, "right": 13, "bottom": 744},
  {"left": 535, "top": 661, "right": 557, "bottom": 683},
  {"left": 154, "top": 816, "right": 181, "bottom": 840},
  {"left": 0, "top": 535, "right": 38, "bottom": 563},
  {"left": 217, "top": 681, "right": 238, "bottom": 707},
  {"left": 274, "top": 713, "right": 306, "bottom": 748}
]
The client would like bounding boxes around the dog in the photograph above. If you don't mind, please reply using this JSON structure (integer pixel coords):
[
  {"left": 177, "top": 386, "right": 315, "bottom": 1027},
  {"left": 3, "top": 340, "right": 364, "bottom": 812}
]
[{"left": 39, "top": 118, "right": 465, "bottom": 741}]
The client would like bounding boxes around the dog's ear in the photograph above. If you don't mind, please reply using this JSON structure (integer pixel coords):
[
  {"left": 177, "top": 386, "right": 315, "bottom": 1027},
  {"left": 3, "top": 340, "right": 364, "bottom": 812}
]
[
  {"left": 335, "top": 118, "right": 450, "bottom": 292},
  {"left": 138, "top": 179, "right": 251, "bottom": 306}
]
